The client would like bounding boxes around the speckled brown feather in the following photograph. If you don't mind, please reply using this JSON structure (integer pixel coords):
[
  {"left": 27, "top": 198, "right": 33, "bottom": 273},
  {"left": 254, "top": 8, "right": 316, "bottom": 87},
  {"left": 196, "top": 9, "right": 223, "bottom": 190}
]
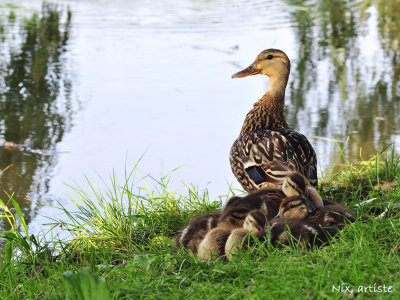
[
  {"left": 230, "top": 129, "right": 317, "bottom": 192},
  {"left": 230, "top": 49, "right": 317, "bottom": 192}
]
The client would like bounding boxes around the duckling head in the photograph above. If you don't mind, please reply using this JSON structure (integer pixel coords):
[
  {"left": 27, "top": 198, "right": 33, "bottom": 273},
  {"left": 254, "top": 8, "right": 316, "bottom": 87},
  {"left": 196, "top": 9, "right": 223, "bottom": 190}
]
[
  {"left": 232, "top": 49, "right": 290, "bottom": 82},
  {"left": 221, "top": 190, "right": 272, "bottom": 224},
  {"left": 218, "top": 207, "right": 250, "bottom": 229},
  {"left": 282, "top": 172, "right": 308, "bottom": 197},
  {"left": 243, "top": 209, "right": 267, "bottom": 233},
  {"left": 282, "top": 172, "right": 323, "bottom": 209},
  {"left": 274, "top": 196, "right": 310, "bottom": 220}
]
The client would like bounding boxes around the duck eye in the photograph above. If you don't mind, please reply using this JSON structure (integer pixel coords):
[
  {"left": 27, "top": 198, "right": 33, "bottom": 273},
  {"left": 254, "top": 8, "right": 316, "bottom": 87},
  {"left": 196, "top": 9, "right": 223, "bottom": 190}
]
[{"left": 266, "top": 55, "right": 273, "bottom": 60}]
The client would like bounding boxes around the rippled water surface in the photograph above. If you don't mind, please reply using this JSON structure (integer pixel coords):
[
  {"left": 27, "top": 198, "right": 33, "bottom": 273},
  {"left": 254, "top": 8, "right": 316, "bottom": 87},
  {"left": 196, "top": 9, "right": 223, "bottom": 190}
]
[{"left": 0, "top": 0, "right": 399, "bottom": 232}]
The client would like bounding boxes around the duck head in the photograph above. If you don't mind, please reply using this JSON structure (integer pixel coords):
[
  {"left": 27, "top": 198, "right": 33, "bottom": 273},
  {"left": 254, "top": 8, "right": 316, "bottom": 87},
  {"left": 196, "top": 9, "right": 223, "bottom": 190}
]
[{"left": 232, "top": 49, "right": 290, "bottom": 79}]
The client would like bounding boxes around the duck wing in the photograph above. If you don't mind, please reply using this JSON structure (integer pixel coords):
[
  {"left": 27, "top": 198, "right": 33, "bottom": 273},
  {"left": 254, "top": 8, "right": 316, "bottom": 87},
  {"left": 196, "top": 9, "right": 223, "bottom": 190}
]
[{"left": 230, "top": 129, "right": 317, "bottom": 192}]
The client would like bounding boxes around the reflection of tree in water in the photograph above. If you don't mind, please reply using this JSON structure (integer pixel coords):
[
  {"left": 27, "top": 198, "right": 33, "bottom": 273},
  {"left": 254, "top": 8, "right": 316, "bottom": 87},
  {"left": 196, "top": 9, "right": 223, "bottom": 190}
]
[
  {"left": 0, "top": 4, "right": 73, "bottom": 230},
  {"left": 286, "top": 0, "right": 400, "bottom": 169},
  {"left": 376, "top": 0, "right": 400, "bottom": 98},
  {"left": 286, "top": 0, "right": 316, "bottom": 133}
]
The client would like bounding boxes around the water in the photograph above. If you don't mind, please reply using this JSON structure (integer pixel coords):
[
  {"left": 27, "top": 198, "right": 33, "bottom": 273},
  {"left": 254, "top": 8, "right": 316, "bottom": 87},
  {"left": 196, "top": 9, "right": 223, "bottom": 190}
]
[{"left": 0, "top": 0, "right": 399, "bottom": 233}]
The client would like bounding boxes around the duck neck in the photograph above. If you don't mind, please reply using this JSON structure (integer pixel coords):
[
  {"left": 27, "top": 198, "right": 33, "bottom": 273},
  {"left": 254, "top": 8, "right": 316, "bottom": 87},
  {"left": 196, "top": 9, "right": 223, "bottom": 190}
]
[{"left": 240, "top": 73, "right": 289, "bottom": 135}]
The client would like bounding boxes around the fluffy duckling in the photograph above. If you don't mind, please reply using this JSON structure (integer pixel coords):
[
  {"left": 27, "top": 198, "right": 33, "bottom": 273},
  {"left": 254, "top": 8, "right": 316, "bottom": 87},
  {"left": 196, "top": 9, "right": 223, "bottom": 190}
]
[
  {"left": 196, "top": 198, "right": 266, "bottom": 260},
  {"left": 221, "top": 171, "right": 322, "bottom": 222},
  {"left": 197, "top": 193, "right": 271, "bottom": 260},
  {"left": 264, "top": 196, "right": 356, "bottom": 249},
  {"left": 196, "top": 201, "right": 252, "bottom": 260},
  {"left": 266, "top": 218, "right": 332, "bottom": 249},
  {"left": 225, "top": 209, "right": 267, "bottom": 260},
  {"left": 274, "top": 196, "right": 355, "bottom": 227},
  {"left": 230, "top": 49, "right": 317, "bottom": 193},
  {"left": 196, "top": 172, "right": 323, "bottom": 260},
  {"left": 176, "top": 212, "right": 220, "bottom": 254},
  {"left": 197, "top": 227, "right": 231, "bottom": 260},
  {"left": 281, "top": 172, "right": 323, "bottom": 210}
]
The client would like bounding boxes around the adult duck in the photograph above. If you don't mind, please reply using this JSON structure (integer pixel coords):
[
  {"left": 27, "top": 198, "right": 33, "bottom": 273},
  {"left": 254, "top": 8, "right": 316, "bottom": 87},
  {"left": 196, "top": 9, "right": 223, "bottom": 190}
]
[{"left": 230, "top": 49, "right": 317, "bottom": 192}]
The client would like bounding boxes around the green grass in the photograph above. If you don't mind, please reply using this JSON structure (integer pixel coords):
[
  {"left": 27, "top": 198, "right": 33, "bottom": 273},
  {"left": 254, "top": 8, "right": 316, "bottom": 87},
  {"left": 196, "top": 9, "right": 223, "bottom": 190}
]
[{"left": 1, "top": 150, "right": 400, "bottom": 299}]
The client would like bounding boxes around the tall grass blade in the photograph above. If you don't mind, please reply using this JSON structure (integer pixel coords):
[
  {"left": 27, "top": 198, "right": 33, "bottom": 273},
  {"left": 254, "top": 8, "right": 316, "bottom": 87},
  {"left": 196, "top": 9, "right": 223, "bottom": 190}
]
[{"left": 6, "top": 192, "right": 29, "bottom": 237}]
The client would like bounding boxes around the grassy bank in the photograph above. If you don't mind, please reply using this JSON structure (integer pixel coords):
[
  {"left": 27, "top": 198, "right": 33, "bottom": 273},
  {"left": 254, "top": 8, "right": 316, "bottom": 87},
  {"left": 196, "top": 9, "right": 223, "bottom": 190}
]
[{"left": 1, "top": 150, "right": 400, "bottom": 299}]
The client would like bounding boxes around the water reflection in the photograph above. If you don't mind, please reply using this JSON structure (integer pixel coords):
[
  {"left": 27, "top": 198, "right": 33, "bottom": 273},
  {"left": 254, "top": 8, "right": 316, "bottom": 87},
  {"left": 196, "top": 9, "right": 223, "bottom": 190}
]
[
  {"left": 0, "top": 0, "right": 399, "bottom": 233},
  {"left": 0, "top": 3, "right": 73, "bottom": 230},
  {"left": 286, "top": 0, "right": 400, "bottom": 168}
]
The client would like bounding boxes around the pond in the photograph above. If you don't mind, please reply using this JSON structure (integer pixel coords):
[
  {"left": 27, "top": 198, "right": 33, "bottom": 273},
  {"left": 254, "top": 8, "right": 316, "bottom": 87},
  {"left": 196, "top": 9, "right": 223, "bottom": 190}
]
[{"left": 0, "top": 0, "right": 399, "bottom": 233}]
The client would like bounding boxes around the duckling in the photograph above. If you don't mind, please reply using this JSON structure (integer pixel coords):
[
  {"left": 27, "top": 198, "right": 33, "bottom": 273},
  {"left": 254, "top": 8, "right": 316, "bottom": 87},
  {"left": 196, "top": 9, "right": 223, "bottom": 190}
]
[
  {"left": 274, "top": 196, "right": 355, "bottom": 227},
  {"left": 176, "top": 212, "right": 220, "bottom": 254},
  {"left": 263, "top": 195, "right": 356, "bottom": 249},
  {"left": 195, "top": 201, "right": 254, "bottom": 260},
  {"left": 225, "top": 209, "right": 267, "bottom": 260},
  {"left": 196, "top": 198, "right": 267, "bottom": 260},
  {"left": 266, "top": 218, "right": 332, "bottom": 249},
  {"left": 230, "top": 49, "right": 317, "bottom": 193},
  {"left": 221, "top": 171, "right": 322, "bottom": 222},
  {"left": 196, "top": 172, "right": 322, "bottom": 260},
  {"left": 197, "top": 227, "right": 231, "bottom": 260},
  {"left": 281, "top": 171, "right": 323, "bottom": 210}
]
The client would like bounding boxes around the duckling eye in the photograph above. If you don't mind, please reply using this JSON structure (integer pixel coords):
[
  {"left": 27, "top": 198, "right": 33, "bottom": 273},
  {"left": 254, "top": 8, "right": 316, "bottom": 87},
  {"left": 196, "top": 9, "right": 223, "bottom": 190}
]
[
  {"left": 232, "top": 214, "right": 246, "bottom": 220},
  {"left": 266, "top": 55, "right": 273, "bottom": 60}
]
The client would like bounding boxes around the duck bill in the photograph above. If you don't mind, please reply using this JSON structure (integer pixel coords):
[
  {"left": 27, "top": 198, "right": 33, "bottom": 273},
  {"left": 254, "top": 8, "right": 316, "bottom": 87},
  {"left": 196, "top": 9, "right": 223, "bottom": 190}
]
[
  {"left": 302, "top": 194, "right": 316, "bottom": 213},
  {"left": 232, "top": 63, "right": 261, "bottom": 78},
  {"left": 273, "top": 211, "right": 282, "bottom": 220}
]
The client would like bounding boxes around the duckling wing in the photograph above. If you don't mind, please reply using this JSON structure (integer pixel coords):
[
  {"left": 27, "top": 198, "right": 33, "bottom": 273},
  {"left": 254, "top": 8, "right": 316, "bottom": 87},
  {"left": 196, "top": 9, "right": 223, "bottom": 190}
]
[{"left": 230, "top": 129, "right": 317, "bottom": 192}]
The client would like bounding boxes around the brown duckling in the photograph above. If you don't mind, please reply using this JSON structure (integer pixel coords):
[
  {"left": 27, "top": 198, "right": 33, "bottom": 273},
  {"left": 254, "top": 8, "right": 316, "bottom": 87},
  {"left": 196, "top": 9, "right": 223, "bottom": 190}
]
[
  {"left": 197, "top": 199, "right": 265, "bottom": 260},
  {"left": 265, "top": 218, "right": 333, "bottom": 249},
  {"left": 196, "top": 172, "right": 322, "bottom": 260},
  {"left": 176, "top": 212, "right": 220, "bottom": 254},
  {"left": 196, "top": 197, "right": 266, "bottom": 260},
  {"left": 274, "top": 196, "right": 355, "bottom": 227},
  {"left": 221, "top": 171, "right": 322, "bottom": 222},
  {"left": 197, "top": 226, "right": 231, "bottom": 260},
  {"left": 197, "top": 195, "right": 271, "bottom": 260},
  {"left": 225, "top": 209, "right": 267, "bottom": 260},
  {"left": 230, "top": 49, "right": 317, "bottom": 193},
  {"left": 264, "top": 196, "right": 356, "bottom": 249}
]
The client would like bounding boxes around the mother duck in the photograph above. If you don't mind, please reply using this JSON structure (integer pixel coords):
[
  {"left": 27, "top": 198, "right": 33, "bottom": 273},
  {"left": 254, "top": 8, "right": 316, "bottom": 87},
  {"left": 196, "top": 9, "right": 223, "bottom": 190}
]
[{"left": 230, "top": 49, "right": 317, "bottom": 192}]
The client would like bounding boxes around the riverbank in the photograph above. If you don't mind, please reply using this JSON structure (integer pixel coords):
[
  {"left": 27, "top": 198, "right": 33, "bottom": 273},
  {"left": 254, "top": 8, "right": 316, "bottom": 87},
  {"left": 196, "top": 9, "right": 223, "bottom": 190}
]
[{"left": 1, "top": 149, "right": 399, "bottom": 299}]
